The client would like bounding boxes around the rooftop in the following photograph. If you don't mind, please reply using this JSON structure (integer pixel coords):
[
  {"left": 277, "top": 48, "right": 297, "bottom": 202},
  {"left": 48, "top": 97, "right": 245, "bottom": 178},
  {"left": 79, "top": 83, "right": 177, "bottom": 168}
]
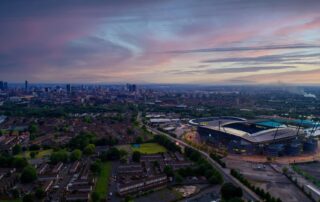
[{"left": 198, "top": 117, "right": 301, "bottom": 143}]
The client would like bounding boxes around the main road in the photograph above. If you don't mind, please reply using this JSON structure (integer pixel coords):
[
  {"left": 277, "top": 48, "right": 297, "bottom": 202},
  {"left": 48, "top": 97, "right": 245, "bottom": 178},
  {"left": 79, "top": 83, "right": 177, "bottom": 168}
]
[{"left": 145, "top": 125, "right": 261, "bottom": 202}]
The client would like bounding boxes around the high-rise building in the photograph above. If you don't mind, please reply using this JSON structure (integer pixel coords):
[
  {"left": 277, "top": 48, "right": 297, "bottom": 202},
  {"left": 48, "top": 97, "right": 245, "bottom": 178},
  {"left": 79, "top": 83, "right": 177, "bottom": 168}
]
[
  {"left": 25, "top": 80, "right": 28, "bottom": 91},
  {"left": 126, "top": 83, "right": 137, "bottom": 92},
  {"left": 66, "top": 84, "right": 71, "bottom": 94},
  {"left": 0, "top": 81, "right": 3, "bottom": 90},
  {"left": 3, "top": 82, "right": 8, "bottom": 90}
]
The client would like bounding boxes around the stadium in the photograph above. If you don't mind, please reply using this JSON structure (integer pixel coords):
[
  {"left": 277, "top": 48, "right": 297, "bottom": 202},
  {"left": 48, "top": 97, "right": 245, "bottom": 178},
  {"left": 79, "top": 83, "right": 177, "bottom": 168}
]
[{"left": 190, "top": 117, "right": 318, "bottom": 156}]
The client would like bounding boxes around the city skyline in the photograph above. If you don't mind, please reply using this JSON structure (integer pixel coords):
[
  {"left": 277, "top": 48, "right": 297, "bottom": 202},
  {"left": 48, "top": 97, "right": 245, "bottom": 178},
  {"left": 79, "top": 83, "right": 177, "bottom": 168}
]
[{"left": 1, "top": 0, "right": 320, "bottom": 84}]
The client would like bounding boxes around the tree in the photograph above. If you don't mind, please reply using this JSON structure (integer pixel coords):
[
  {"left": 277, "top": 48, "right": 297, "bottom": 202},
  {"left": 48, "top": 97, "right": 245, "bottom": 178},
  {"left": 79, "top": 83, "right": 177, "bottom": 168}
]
[
  {"left": 29, "top": 144, "right": 41, "bottom": 151},
  {"left": 12, "top": 188, "right": 20, "bottom": 198},
  {"left": 227, "top": 198, "right": 244, "bottom": 202},
  {"left": 50, "top": 150, "right": 69, "bottom": 164},
  {"left": 84, "top": 116, "right": 92, "bottom": 123},
  {"left": 127, "top": 128, "right": 134, "bottom": 135},
  {"left": 21, "top": 165, "right": 37, "bottom": 183},
  {"left": 90, "top": 160, "right": 102, "bottom": 174},
  {"left": 103, "top": 147, "right": 121, "bottom": 161},
  {"left": 282, "top": 167, "right": 288, "bottom": 174},
  {"left": 35, "top": 188, "right": 46, "bottom": 199},
  {"left": 70, "top": 149, "right": 82, "bottom": 161},
  {"left": 68, "top": 132, "right": 96, "bottom": 149},
  {"left": 132, "top": 151, "right": 141, "bottom": 162},
  {"left": 220, "top": 183, "right": 243, "bottom": 200},
  {"left": 164, "top": 166, "right": 174, "bottom": 177},
  {"left": 84, "top": 144, "right": 96, "bottom": 155},
  {"left": 91, "top": 191, "right": 100, "bottom": 202},
  {"left": 119, "top": 149, "right": 128, "bottom": 159},
  {"left": 23, "top": 194, "right": 34, "bottom": 202},
  {"left": 12, "top": 144, "right": 22, "bottom": 155},
  {"left": 135, "top": 136, "right": 143, "bottom": 144},
  {"left": 29, "top": 124, "right": 38, "bottom": 134},
  {"left": 30, "top": 151, "right": 37, "bottom": 159},
  {"left": 175, "top": 173, "right": 183, "bottom": 183},
  {"left": 13, "top": 157, "right": 28, "bottom": 169}
]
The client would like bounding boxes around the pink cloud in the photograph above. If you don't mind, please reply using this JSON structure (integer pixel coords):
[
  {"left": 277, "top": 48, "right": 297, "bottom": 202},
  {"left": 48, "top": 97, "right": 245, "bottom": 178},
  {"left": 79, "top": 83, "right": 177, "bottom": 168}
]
[{"left": 276, "top": 16, "right": 320, "bottom": 36}]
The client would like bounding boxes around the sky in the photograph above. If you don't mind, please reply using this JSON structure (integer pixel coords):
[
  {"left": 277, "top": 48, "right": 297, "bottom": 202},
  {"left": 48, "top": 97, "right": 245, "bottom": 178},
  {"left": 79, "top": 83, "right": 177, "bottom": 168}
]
[{"left": 0, "top": 0, "right": 320, "bottom": 84}]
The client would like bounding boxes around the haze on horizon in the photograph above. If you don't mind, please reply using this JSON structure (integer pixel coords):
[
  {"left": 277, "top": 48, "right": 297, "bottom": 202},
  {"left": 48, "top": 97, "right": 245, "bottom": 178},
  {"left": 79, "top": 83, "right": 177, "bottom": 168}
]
[{"left": 0, "top": 0, "right": 320, "bottom": 85}]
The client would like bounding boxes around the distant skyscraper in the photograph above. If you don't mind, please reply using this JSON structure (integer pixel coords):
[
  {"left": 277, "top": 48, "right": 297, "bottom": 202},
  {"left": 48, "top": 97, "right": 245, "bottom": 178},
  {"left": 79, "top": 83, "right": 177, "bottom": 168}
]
[
  {"left": 0, "top": 81, "right": 3, "bottom": 90},
  {"left": 3, "top": 82, "right": 8, "bottom": 90},
  {"left": 126, "top": 83, "right": 137, "bottom": 92},
  {"left": 25, "top": 80, "right": 28, "bottom": 91},
  {"left": 66, "top": 84, "right": 71, "bottom": 94}
]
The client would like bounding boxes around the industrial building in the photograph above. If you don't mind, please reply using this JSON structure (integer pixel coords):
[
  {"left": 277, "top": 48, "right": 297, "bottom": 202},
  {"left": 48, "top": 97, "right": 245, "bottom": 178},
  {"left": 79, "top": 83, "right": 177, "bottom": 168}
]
[{"left": 191, "top": 117, "right": 318, "bottom": 156}]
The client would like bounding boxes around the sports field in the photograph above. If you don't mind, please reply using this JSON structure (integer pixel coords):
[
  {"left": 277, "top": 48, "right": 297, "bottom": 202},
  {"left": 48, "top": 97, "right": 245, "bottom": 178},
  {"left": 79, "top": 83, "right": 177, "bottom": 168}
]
[{"left": 131, "top": 143, "right": 167, "bottom": 154}]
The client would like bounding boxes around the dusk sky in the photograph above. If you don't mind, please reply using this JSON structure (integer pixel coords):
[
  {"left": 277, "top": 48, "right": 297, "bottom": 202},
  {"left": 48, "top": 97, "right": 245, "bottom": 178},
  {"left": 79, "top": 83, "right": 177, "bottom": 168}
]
[{"left": 1, "top": 0, "right": 320, "bottom": 84}]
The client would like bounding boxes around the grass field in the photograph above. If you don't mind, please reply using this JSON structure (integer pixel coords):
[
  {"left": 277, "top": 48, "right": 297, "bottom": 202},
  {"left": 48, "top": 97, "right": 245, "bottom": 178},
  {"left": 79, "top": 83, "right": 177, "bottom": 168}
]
[
  {"left": 15, "top": 149, "right": 52, "bottom": 159},
  {"left": 132, "top": 143, "right": 167, "bottom": 154},
  {"left": 94, "top": 162, "right": 112, "bottom": 199}
]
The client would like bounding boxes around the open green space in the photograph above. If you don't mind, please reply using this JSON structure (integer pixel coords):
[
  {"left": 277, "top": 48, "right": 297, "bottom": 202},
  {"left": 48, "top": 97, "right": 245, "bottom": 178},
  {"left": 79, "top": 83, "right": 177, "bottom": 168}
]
[
  {"left": 94, "top": 162, "right": 112, "bottom": 199},
  {"left": 15, "top": 149, "right": 52, "bottom": 159},
  {"left": 131, "top": 143, "right": 167, "bottom": 154}
]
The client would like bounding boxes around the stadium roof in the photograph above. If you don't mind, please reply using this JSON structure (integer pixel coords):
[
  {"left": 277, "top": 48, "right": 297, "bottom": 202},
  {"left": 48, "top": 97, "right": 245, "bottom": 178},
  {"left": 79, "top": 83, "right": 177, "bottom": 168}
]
[{"left": 198, "top": 117, "right": 302, "bottom": 143}]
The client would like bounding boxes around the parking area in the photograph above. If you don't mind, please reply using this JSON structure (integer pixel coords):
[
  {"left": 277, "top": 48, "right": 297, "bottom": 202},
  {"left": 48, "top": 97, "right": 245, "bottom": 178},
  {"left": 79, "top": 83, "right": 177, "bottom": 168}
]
[
  {"left": 294, "top": 162, "right": 320, "bottom": 181},
  {"left": 225, "top": 159, "right": 312, "bottom": 202}
]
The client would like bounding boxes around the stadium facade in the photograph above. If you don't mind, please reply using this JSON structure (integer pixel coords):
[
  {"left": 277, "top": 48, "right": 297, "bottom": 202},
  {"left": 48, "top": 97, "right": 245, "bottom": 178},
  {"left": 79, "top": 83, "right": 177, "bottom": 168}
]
[{"left": 190, "top": 117, "right": 318, "bottom": 156}]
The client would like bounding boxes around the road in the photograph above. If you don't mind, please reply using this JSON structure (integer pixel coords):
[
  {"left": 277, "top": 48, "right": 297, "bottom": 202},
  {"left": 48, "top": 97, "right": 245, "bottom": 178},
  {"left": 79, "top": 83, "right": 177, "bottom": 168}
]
[{"left": 146, "top": 125, "right": 261, "bottom": 202}]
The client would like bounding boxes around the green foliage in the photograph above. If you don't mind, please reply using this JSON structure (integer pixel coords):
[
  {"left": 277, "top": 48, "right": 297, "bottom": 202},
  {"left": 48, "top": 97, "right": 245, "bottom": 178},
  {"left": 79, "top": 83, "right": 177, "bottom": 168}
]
[
  {"left": 95, "top": 137, "right": 118, "bottom": 146},
  {"left": 84, "top": 144, "right": 96, "bottom": 155},
  {"left": 220, "top": 183, "right": 243, "bottom": 200},
  {"left": 83, "top": 116, "right": 92, "bottom": 123},
  {"left": 135, "top": 136, "right": 143, "bottom": 144},
  {"left": 282, "top": 167, "right": 288, "bottom": 174},
  {"left": 164, "top": 165, "right": 174, "bottom": 177},
  {"left": 13, "top": 157, "right": 28, "bottom": 169},
  {"left": 119, "top": 149, "right": 128, "bottom": 159},
  {"left": 153, "top": 135, "right": 180, "bottom": 152},
  {"left": 183, "top": 147, "right": 223, "bottom": 185},
  {"left": 70, "top": 149, "right": 82, "bottom": 161},
  {"left": 29, "top": 124, "right": 38, "bottom": 134},
  {"left": 35, "top": 187, "right": 46, "bottom": 199},
  {"left": 29, "top": 134, "right": 36, "bottom": 141},
  {"left": 230, "top": 169, "right": 281, "bottom": 202},
  {"left": 21, "top": 165, "right": 37, "bottom": 183},
  {"left": 127, "top": 128, "right": 134, "bottom": 135},
  {"left": 69, "top": 131, "right": 96, "bottom": 149},
  {"left": 91, "top": 191, "right": 100, "bottom": 202},
  {"left": 226, "top": 197, "right": 244, "bottom": 202},
  {"left": 12, "top": 188, "right": 20, "bottom": 198},
  {"left": 100, "top": 147, "right": 121, "bottom": 161},
  {"left": 12, "top": 144, "right": 22, "bottom": 155},
  {"left": 29, "top": 144, "right": 41, "bottom": 151},
  {"left": 90, "top": 160, "right": 102, "bottom": 174},
  {"left": 94, "top": 162, "right": 112, "bottom": 200},
  {"left": 132, "top": 151, "right": 141, "bottom": 162},
  {"left": 175, "top": 173, "right": 183, "bottom": 183},
  {"left": 50, "top": 149, "right": 69, "bottom": 164},
  {"left": 210, "top": 153, "right": 226, "bottom": 168},
  {"left": 23, "top": 194, "right": 34, "bottom": 202},
  {"left": 30, "top": 151, "right": 37, "bottom": 159}
]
